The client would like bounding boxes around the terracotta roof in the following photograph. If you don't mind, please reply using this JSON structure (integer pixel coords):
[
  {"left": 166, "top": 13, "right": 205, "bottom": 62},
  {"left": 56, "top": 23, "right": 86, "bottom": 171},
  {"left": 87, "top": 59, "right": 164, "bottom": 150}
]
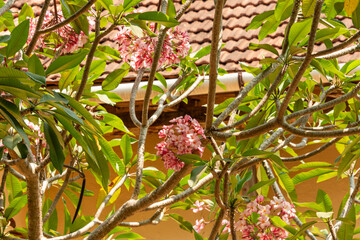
[{"left": 9, "top": 0, "right": 360, "bottom": 82}]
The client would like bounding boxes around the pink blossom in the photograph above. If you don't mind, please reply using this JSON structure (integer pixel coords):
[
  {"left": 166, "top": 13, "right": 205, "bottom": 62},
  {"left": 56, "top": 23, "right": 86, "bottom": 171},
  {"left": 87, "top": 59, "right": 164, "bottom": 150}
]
[
  {"left": 191, "top": 201, "right": 205, "bottom": 213},
  {"left": 27, "top": 11, "right": 93, "bottom": 54},
  {"left": 257, "top": 204, "right": 271, "bottom": 216},
  {"left": 257, "top": 215, "right": 270, "bottom": 229},
  {"left": 115, "top": 22, "right": 190, "bottom": 70},
  {"left": 193, "top": 218, "right": 205, "bottom": 233},
  {"left": 155, "top": 115, "right": 204, "bottom": 171},
  {"left": 221, "top": 219, "right": 231, "bottom": 233}
]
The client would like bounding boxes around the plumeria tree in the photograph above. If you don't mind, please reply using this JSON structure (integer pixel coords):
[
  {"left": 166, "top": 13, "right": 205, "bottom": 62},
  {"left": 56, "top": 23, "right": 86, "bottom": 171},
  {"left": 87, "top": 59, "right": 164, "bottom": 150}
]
[{"left": 1, "top": 0, "right": 360, "bottom": 239}]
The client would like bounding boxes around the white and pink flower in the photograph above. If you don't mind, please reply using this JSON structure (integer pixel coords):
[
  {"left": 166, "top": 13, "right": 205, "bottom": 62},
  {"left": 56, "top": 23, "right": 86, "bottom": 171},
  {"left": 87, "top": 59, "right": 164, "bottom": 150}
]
[{"left": 155, "top": 115, "right": 204, "bottom": 171}]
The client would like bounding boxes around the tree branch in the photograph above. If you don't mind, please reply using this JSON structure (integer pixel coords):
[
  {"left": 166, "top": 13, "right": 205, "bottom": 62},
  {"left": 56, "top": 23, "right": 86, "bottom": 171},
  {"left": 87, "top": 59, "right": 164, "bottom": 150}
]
[
  {"left": 129, "top": 68, "right": 145, "bottom": 128},
  {"left": 25, "top": 0, "right": 51, "bottom": 55},
  {"left": 205, "top": 0, "right": 225, "bottom": 130},
  {"left": 0, "top": 0, "right": 16, "bottom": 17},
  {"left": 38, "top": 0, "right": 97, "bottom": 34},
  {"left": 277, "top": 0, "right": 324, "bottom": 120}
]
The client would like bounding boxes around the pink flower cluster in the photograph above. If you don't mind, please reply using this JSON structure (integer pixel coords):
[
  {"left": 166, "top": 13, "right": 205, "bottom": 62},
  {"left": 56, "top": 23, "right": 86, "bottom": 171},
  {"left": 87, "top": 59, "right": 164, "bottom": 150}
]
[
  {"left": 155, "top": 115, "right": 205, "bottom": 171},
  {"left": 115, "top": 22, "right": 190, "bottom": 70},
  {"left": 236, "top": 196, "right": 296, "bottom": 240},
  {"left": 27, "top": 11, "right": 93, "bottom": 54},
  {"left": 191, "top": 201, "right": 230, "bottom": 234}
]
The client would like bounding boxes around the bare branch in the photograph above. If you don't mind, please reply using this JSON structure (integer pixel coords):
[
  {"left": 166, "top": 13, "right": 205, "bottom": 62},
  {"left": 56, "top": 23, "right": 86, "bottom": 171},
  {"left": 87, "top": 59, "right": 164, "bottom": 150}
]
[
  {"left": 213, "top": 63, "right": 280, "bottom": 128},
  {"left": 277, "top": 0, "right": 324, "bottom": 120},
  {"left": 281, "top": 138, "right": 340, "bottom": 162},
  {"left": 205, "top": 0, "right": 225, "bottom": 130},
  {"left": 0, "top": 165, "right": 8, "bottom": 213},
  {"left": 282, "top": 0, "right": 301, "bottom": 53},
  {"left": 130, "top": 68, "right": 145, "bottom": 128},
  {"left": 95, "top": 173, "right": 128, "bottom": 219},
  {"left": 262, "top": 160, "right": 317, "bottom": 240},
  {"left": 131, "top": 126, "right": 148, "bottom": 200},
  {"left": 25, "top": 0, "right": 51, "bottom": 55},
  {"left": 208, "top": 209, "right": 225, "bottom": 240},
  {"left": 146, "top": 173, "right": 214, "bottom": 210},
  {"left": 118, "top": 208, "right": 164, "bottom": 227},
  {"left": 313, "top": 30, "right": 360, "bottom": 58},
  {"left": 7, "top": 166, "right": 25, "bottom": 181},
  {"left": 327, "top": 173, "right": 360, "bottom": 239},
  {"left": 0, "top": 0, "right": 16, "bottom": 17},
  {"left": 217, "top": 63, "right": 287, "bottom": 131},
  {"left": 38, "top": 0, "right": 97, "bottom": 34},
  {"left": 229, "top": 206, "right": 237, "bottom": 240},
  {"left": 75, "top": 21, "right": 117, "bottom": 101}
]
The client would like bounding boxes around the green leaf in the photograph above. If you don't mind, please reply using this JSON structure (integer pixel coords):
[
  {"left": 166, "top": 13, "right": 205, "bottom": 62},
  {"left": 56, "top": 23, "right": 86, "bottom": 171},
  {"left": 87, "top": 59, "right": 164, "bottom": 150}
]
[
  {"left": 274, "top": 0, "right": 293, "bottom": 21},
  {"left": 155, "top": 72, "right": 167, "bottom": 88},
  {"left": 303, "top": 0, "right": 317, "bottom": 17},
  {"left": 247, "top": 178, "right": 276, "bottom": 195},
  {"left": 59, "top": 67, "right": 79, "bottom": 91},
  {"left": 242, "top": 149, "right": 270, "bottom": 157},
  {"left": 120, "top": 134, "right": 132, "bottom": 166},
  {"left": 259, "top": 18, "right": 280, "bottom": 41},
  {"left": 344, "top": 0, "right": 359, "bottom": 16},
  {"left": 43, "top": 121, "right": 65, "bottom": 173},
  {"left": 60, "top": 0, "right": 89, "bottom": 35},
  {"left": 169, "top": 213, "right": 194, "bottom": 233},
  {"left": 46, "top": 51, "right": 88, "bottom": 75},
  {"left": 19, "top": 3, "right": 34, "bottom": 23},
  {"left": 0, "top": 35, "right": 10, "bottom": 43},
  {"left": 177, "top": 154, "right": 203, "bottom": 164},
  {"left": 115, "top": 232, "right": 144, "bottom": 239},
  {"left": 337, "top": 205, "right": 356, "bottom": 240},
  {"left": 0, "top": 106, "right": 30, "bottom": 147},
  {"left": 337, "top": 152, "right": 357, "bottom": 179},
  {"left": 136, "top": 11, "right": 179, "bottom": 27},
  {"left": 70, "top": 216, "right": 94, "bottom": 233},
  {"left": 288, "top": 18, "right": 313, "bottom": 46},
  {"left": 235, "top": 170, "right": 253, "bottom": 194},
  {"left": 61, "top": 94, "right": 102, "bottom": 133},
  {"left": 84, "top": 136, "right": 109, "bottom": 191},
  {"left": 28, "top": 54, "right": 46, "bottom": 76},
  {"left": 6, "top": 173, "right": 23, "bottom": 202},
  {"left": 246, "top": 11, "right": 274, "bottom": 30},
  {"left": 123, "top": 0, "right": 142, "bottom": 11},
  {"left": 292, "top": 169, "right": 334, "bottom": 184},
  {"left": 167, "top": 0, "right": 176, "bottom": 18},
  {"left": 96, "top": 0, "right": 113, "bottom": 11},
  {"left": 55, "top": 114, "right": 95, "bottom": 161},
  {"left": 316, "top": 211, "right": 333, "bottom": 219},
  {"left": 352, "top": 1, "right": 360, "bottom": 29},
  {"left": 194, "top": 231, "right": 204, "bottom": 240},
  {"left": 290, "top": 162, "right": 333, "bottom": 171},
  {"left": 4, "top": 195, "right": 27, "bottom": 220},
  {"left": 188, "top": 165, "right": 207, "bottom": 187},
  {"left": 290, "top": 221, "right": 317, "bottom": 239},
  {"left": 102, "top": 66, "right": 129, "bottom": 91},
  {"left": 99, "top": 136, "right": 125, "bottom": 176},
  {"left": 7, "top": 20, "right": 29, "bottom": 57},
  {"left": 274, "top": 165, "right": 297, "bottom": 201},
  {"left": 62, "top": 198, "right": 71, "bottom": 234},
  {"left": 249, "top": 43, "right": 279, "bottom": 56},
  {"left": 25, "top": 72, "right": 46, "bottom": 85},
  {"left": 316, "top": 189, "right": 333, "bottom": 212}
]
